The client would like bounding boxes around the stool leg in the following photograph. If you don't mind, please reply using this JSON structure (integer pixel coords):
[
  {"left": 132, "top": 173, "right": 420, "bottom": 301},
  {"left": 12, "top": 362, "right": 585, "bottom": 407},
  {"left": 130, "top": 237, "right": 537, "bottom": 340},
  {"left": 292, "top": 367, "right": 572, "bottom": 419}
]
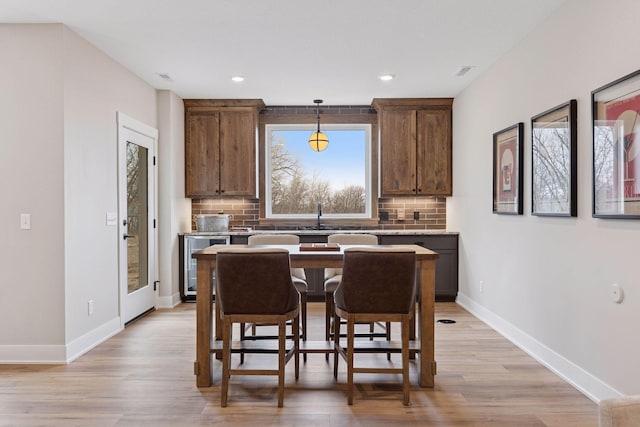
[
  {"left": 294, "top": 313, "right": 300, "bottom": 380},
  {"left": 278, "top": 319, "right": 285, "bottom": 408},
  {"left": 333, "top": 312, "right": 341, "bottom": 379},
  {"left": 347, "top": 317, "right": 355, "bottom": 405},
  {"left": 402, "top": 315, "right": 411, "bottom": 406},
  {"left": 221, "top": 319, "right": 231, "bottom": 407},
  {"left": 301, "top": 292, "right": 307, "bottom": 362},
  {"left": 325, "top": 291, "right": 333, "bottom": 361}
]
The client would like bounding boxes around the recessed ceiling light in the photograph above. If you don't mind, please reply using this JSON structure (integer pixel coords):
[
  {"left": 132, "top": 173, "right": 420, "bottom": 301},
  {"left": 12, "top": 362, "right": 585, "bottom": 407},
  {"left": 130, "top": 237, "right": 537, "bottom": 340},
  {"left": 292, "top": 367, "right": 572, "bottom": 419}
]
[
  {"left": 156, "top": 72, "right": 173, "bottom": 82},
  {"left": 455, "top": 66, "right": 475, "bottom": 77},
  {"left": 231, "top": 76, "right": 245, "bottom": 82},
  {"left": 379, "top": 74, "right": 395, "bottom": 81}
]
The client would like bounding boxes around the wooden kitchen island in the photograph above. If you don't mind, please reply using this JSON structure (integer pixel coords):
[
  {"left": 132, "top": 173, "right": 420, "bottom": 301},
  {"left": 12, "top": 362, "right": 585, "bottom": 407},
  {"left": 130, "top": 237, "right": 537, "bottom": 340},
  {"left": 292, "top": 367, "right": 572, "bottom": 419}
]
[{"left": 192, "top": 244, "right": 439, "bottom": 388}]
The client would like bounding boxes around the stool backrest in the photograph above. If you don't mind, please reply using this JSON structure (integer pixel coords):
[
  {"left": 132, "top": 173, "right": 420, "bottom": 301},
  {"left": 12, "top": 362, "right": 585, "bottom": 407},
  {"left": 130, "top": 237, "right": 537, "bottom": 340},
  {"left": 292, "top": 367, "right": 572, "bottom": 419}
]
[
  {"left": 325, "top": 234, "right": 378, "bottom": 279},
  {"left": 216, "top": 248, "right": 299, "bottom": 315},
  {"left": 334, "top": 247, "right": 416, "bottom": 314}
]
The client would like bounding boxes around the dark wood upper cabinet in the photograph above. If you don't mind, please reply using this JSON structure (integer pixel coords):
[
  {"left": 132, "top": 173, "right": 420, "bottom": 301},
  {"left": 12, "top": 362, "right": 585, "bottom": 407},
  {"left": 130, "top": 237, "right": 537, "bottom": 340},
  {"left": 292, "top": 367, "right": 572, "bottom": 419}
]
[
  {"left": 372, "top": 98, "right": 453, "bottom": 196},
  {"left": 184, "top": 99, "right": 264, "bottom": 198}
]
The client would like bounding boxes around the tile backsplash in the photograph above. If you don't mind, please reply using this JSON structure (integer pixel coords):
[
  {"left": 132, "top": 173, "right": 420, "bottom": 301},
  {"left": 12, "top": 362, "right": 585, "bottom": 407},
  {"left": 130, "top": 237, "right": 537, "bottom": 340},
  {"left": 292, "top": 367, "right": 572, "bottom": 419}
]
[
  {"left": 377, "top": 197, "right": 446, "bottom": 230},
  {"left": 191, "top": 197, "right": 446, "bottom": 231}
]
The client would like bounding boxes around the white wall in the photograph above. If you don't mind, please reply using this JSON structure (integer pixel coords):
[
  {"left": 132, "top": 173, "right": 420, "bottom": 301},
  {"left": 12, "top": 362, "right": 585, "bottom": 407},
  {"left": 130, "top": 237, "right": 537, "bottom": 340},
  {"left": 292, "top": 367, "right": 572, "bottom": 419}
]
[
  {"left": 0, "top": 25, "right": 66, "bottom": 358},
  {"left": 0, "top": 24, "right": 159, "bottom": 362},
  {"left": 449, "top": 0, "right": 640, "bottom": 400},
  {"left": 62, "top": 26, "right": 158, "bottom": 350},
  {"left": 157, "top": 90, "right": 190, "bottom": 308}
]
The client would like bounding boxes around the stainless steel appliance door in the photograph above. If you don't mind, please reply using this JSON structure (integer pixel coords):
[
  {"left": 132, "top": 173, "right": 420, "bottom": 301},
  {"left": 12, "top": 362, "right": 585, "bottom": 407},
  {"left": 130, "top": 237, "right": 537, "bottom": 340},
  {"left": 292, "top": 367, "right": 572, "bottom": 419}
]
[{"left": 184, "top": 235, "right": 230, "bottom": 299}]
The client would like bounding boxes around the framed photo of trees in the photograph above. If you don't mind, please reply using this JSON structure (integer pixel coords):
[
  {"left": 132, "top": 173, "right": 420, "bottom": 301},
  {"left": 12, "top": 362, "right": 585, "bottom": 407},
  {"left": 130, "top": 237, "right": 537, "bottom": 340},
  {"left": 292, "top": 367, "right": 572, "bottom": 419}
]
[
  {"left": 493, "top": 123, "right": 524, "bottom": 215},
  {"left": 592, "top": 69, "right": 640, "bottom": 218},
  {"left": 531, "top": 100, "right": 577, "bottom": 217}
]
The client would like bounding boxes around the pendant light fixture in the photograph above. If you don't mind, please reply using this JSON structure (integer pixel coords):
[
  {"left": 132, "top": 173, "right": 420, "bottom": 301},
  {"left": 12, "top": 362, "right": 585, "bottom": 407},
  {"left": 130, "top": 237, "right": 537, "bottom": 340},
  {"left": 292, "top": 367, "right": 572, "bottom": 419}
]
[{"left": 308, "top": 99, "right": 329, "bottom": 152}]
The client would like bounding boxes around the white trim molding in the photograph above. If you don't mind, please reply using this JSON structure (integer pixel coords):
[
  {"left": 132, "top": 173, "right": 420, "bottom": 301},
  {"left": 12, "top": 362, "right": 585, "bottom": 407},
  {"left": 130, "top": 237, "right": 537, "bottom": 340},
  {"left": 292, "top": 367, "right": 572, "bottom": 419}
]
[
  {"left": 65, "top": 317, "right": 122, "bottom": 363},
  {"left": 157, "top": 292, "right": 182, "bottom": 309},
  {"left": 0, "top": 317, "right": 121, "bottom": 364},
  {"left": 456, "top": 293, "right": 624, "bottom": 403}
]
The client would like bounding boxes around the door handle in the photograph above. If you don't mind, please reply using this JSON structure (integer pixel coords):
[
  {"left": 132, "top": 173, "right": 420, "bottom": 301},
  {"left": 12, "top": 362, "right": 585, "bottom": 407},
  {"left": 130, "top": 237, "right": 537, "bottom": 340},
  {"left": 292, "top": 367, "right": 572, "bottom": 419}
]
[{"left": 123, "top": 234, "right": 135, "bottom": 240}]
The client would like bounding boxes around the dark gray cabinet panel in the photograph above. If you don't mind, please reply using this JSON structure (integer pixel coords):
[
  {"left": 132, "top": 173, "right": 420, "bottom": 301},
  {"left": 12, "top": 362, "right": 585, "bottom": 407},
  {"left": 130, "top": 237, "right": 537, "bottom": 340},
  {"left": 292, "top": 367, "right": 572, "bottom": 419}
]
[
  {"left": 230, "top": 235, "right": 249, "bottom": 244},
  {"left": 379, "top": 234, "right": 458, "bottom": 301}
]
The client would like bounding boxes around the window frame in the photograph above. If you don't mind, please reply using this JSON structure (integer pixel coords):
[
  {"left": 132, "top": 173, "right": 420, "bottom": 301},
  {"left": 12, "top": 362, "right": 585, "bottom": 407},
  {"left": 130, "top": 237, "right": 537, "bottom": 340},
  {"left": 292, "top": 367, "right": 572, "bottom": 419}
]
[
  {"left": 265, "top": 123, "right": 372, "bottom": 220},
  {"left": 258, "top": 112, "right": 379, "bottom": 225}
]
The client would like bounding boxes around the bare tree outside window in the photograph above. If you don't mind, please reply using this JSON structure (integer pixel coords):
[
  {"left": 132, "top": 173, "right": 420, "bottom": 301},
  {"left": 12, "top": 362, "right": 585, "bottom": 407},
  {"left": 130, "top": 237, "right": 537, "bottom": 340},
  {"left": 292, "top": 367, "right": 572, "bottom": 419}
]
[{"left": 267, "top": 125, "right": 370, "bottom": 218}]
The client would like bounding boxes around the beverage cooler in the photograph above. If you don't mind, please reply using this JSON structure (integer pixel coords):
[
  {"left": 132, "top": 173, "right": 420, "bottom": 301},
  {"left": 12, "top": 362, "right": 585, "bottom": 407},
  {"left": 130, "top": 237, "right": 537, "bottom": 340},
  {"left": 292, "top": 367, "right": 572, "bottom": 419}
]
[{"left": 179, "top": 234, "right": 230, "bottom": 301}]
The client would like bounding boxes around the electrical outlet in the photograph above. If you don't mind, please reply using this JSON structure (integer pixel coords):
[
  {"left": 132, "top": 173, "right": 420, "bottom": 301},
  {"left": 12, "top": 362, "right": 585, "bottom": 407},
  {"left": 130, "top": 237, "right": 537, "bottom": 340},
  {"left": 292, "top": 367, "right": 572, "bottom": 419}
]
[
  {"left": 397, "top": 209, "right": 405, "bottom": 220},
  {"left": 88, "top": 300, "right": 94, "bottom": 315},
  {"left": 379, "top": 211, "right": 389, "bottom": 221},
  {"left": 610, "top": 283, "right": 624, "bottom": 304},
  {"left": 414, "top": 211, "right": 420, "bottom": 220}
]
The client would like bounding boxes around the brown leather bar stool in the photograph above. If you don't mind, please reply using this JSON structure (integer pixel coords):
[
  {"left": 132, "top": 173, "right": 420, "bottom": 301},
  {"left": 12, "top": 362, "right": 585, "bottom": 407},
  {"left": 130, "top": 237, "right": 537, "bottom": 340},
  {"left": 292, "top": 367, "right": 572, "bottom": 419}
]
[
  {"left": 246, "top": 234, "right": 308, "bottom": 352},
  {"left": 333, "top": 247, "right": 417, "bottom": 406},
  {"left": 216, "top": 247, "right": 300, "bottom": 408},
  {"left": 324, "top": 234, "right": 384, "bottom": 352}
]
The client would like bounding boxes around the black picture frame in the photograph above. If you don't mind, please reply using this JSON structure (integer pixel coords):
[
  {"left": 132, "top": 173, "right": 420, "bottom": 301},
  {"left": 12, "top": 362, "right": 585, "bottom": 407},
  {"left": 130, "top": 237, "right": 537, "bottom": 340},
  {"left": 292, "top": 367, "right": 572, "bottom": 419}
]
[
  {"left": 592, "top": 69, "right": 640, "bottom": 218},
  {"left": 531, "top": 100, "right": 577, "bottom": 217},
  {"left": 493, "top": 123, "right": 524, "bottom": 215}
]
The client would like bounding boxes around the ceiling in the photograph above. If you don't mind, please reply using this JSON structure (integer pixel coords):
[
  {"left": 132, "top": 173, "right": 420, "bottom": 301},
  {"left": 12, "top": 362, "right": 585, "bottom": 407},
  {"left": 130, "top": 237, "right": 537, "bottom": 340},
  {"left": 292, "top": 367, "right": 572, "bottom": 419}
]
[{"left": 2, "top": 0, "right": 567, "bottom": 105}]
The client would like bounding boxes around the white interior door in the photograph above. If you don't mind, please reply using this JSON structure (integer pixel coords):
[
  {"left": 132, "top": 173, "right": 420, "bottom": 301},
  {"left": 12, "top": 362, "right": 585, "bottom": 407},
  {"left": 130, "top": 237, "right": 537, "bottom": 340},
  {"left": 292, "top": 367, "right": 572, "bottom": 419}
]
[{"left": 117, "top": 113, "right": 158, "bottom": 325}]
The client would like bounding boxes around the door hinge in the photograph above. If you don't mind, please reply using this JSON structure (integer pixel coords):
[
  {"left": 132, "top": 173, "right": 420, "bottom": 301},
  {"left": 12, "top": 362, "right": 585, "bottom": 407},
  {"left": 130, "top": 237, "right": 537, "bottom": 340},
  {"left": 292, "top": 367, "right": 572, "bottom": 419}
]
[
  {"left": 153, "top": 156, "right": 156, "bottom": 166},
  {"left": 432, "top": 360, "right": 437, "bottom": 375},
  {"left": 153, "top": 219, "right": 156, "bottom": 229},
  {"left": 194, "top": 361, "right": 200, "bottom": 375},
  {"left": 153, "top": 280, "right": 160, "bottom": 291}
]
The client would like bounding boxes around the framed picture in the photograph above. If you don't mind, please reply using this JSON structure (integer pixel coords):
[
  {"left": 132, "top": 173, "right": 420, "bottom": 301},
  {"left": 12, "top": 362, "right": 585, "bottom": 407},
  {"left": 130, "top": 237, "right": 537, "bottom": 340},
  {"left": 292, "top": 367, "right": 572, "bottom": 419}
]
[
  {"left": 531, "top": 100, "right": 577, "bottom": 217},
  {"left": 592, "top": 69, "right": 640, "bottom": 218},
  {"left": 493, "top": 123, "right": 524, "bottom": 215}
]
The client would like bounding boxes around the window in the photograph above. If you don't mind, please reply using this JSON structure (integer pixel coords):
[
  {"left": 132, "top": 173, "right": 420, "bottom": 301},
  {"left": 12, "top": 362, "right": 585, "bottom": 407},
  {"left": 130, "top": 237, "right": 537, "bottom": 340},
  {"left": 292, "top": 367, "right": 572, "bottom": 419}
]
[{"left": 265, "top": 123, "right": 372, "bottom": 219}]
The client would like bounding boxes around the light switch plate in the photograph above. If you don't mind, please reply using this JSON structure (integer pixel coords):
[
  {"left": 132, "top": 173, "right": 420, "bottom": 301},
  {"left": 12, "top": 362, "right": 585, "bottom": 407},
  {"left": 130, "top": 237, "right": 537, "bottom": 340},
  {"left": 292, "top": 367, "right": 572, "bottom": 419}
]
[
  {"left": 106, "top": 212, "right": 118, "bottom": 226},
  {"left": 20, "top": 213, "right": 31, "bottom": 230}
]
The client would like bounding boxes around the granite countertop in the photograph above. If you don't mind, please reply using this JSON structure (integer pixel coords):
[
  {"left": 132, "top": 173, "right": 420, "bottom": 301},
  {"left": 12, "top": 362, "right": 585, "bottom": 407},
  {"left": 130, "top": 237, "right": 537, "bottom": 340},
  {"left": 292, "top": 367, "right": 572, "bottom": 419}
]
[{"left": 184, "top": 229, "right": 458, "bottom": 236}]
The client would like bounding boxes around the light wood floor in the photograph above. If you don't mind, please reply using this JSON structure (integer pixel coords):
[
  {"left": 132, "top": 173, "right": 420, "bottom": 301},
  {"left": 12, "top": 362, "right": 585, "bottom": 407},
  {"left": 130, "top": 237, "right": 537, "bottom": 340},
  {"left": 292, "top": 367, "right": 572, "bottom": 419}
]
[{"left": 0, "top": 302, "right": 598, "bottom": 426}]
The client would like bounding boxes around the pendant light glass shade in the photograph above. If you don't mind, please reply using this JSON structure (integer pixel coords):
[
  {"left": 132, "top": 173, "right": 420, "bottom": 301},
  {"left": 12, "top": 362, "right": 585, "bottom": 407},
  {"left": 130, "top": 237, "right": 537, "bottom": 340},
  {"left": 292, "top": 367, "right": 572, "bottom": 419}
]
[
  {"left": 309, "top": 131, "right": 329, "bottom": 152},
  {"left": 309, "top": 99, "right": 329, "bottom": 152}
]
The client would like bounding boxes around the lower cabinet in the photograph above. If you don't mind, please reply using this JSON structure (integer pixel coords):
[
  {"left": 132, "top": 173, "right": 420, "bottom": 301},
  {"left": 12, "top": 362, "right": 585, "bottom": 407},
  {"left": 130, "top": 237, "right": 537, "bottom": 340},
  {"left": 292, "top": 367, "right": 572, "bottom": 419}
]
[{"left": 378, "top": 234, "right": 458, "bottom": 301}]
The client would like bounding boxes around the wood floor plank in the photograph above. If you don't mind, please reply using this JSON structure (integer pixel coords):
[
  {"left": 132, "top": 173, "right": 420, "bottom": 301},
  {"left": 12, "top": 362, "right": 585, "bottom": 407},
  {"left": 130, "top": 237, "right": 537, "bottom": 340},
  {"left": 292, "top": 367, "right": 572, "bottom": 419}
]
[{"left": 0, "top": 302, "right": 598, "bottom": 426}]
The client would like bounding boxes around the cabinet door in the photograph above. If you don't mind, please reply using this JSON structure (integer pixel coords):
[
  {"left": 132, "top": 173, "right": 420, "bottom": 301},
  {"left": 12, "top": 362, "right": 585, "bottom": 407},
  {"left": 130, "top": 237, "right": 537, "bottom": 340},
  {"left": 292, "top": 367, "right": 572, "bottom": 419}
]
[
  {"left": 185, "top": 110, "right": 220, "bottom": 197},
  {"left": 380, "top": 109, "right": 417, "bottom": 196},
  {"left": 219, "top": 109, "right": 256, "bottom": 196},
  {"left": 417, "top": 109, "right": 452, "bottom": 195}
]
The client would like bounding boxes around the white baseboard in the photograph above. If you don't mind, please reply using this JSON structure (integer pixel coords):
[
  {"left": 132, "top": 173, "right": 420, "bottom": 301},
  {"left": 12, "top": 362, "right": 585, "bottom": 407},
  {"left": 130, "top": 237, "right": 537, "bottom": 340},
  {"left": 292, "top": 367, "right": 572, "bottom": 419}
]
[
  {"left": 455, "top": 293, "right": 623, "bottom": 403},
  {"left": 0, "top": 344, "right": 67, "bottom": 363},
  {"left": 65, "top": 317, "right": 122, "bottom": 363},
  {"left": 157, "top": 292, "right": 181, "bottom": 308},
  {"left": 0, "top": 317, "right": 122, "bottom": 364}
]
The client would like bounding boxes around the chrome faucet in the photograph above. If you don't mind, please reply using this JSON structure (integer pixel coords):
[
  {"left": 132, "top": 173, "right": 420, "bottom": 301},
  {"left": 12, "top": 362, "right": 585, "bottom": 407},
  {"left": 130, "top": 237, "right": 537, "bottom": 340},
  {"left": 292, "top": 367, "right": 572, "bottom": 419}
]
[{"left": 317, "top": 203, "right": 322, "bottom": 230}]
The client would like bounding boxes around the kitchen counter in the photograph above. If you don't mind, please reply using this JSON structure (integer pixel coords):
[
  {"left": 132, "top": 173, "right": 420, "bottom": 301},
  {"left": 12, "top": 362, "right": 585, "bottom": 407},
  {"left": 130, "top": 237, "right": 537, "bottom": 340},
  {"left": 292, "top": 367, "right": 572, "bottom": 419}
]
[
  {"left": 180, "top": 229, "right": 459, "bottom": 302},
  {"left": 184, "top": 229, "right": 459, "bottom": 236}
]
